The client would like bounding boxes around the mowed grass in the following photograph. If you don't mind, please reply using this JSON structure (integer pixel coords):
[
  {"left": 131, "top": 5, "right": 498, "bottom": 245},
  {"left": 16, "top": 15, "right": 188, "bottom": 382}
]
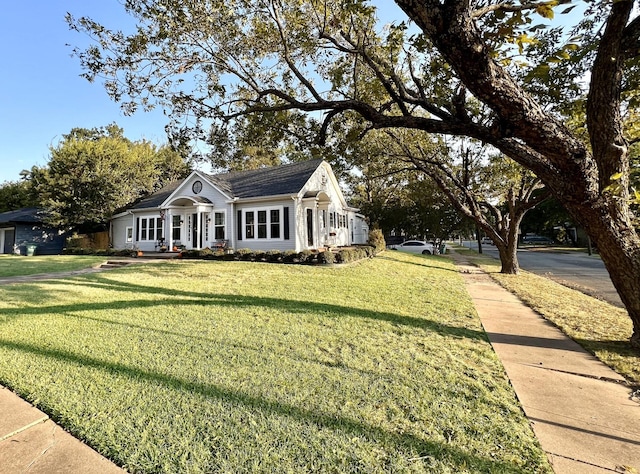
[
  {"left": 0, "top": 252, "right": 550, "bottom": 473},
  {"left": 0, "top": 254, "right": 107, "bottom": 278},
  {"left": 456, "top": 248, "right": 640, "bottom": 385}
]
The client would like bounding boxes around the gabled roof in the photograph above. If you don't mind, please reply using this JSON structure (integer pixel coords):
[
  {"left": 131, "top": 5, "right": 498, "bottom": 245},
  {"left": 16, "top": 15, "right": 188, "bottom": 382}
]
[
  {"left": 129, "top": 159, "right": 324, "bottom": 210},
  {"left": 204, "top": 159, "right": 324, "bottom": 199},
  {"left": 0, "top": 207, "right": 44, "bottom": 224},
  {"left": 129, "top": 180, "right": 183, "bottom": 210}
]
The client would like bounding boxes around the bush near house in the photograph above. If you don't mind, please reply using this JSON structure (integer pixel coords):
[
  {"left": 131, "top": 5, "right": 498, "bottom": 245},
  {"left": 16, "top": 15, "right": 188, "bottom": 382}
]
[
  {"left": 367, "top": 228, "right": 386, "bottom": 253},
  {"left": 179, "top": 245, "right": 378, "bottom": 264}
]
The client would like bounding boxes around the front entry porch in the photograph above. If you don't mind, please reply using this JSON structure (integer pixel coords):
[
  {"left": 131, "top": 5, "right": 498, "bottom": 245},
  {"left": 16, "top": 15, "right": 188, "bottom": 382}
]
[{"left": 162, "top": 198, "right": 227, "bottom": 252}]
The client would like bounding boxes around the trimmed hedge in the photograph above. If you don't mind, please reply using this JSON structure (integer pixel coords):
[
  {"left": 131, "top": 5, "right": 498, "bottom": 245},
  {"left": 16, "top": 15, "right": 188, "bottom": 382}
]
[
  {"left": 63, "top": 247, "right": 135, "bottom": 257},
  {"left": 367, "top": 228, "right": 386, "bottom": 253},
  {"left": 179, "top": 245, "right": 378, "bottom": 265}
]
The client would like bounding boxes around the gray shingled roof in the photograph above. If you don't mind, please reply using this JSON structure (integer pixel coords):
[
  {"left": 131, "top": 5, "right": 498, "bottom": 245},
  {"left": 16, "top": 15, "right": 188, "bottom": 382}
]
[
  {"left": 206, "top": 159, "right": 323, "bottom": 198},
  {"left": 130, "top": 180, "right": 183, "bottom": 210},
  {"left": 0, "top": 207, "right": 43, "bottom": 224},
  {"left": 131, "top": 159, "right": 323, "bottom": 209}
]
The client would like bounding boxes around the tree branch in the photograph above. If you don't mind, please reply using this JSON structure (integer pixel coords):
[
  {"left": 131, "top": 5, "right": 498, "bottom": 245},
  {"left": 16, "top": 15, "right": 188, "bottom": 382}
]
[
  {"left": 471, "top": 0, "right": 570, "bottom": 19},
  {"left": 586, "top": 0, "right": 632, "bottom": 191}
]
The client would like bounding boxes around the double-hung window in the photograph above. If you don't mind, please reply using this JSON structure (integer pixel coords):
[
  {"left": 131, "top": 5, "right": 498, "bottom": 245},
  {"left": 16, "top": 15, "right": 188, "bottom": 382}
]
[
  {"left": 270, "top": 210, "right": 280, "bottom": 238},
  {"left": 243, "top": 207, "right": 282, "bottom": 240},
  {"left": 139, "top": 217, "right": 163, "bottom": 241},
  {"left": 214, "top": 212, "right": 225, "bottom": 240},
  {"left": 172, "top": 216, "right": 181, "bottom": 241},
  {"left": 245, "top": 211, "right": 255, "bottom": 239},
  {"left": 257, "top": 210, "right": 267, "bottom": 238}
]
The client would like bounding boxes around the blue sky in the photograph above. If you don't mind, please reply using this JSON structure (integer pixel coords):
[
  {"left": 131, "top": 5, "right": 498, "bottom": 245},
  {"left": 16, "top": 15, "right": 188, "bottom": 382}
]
[
  {"left": 1, "top": 1, "right": 578, "bottom": 185},
  {"left": 0, "top": 1, "right": 408, "bottom": 185},
  {"left": 0, "top": 1, "right": 169, "bottom": 184}
]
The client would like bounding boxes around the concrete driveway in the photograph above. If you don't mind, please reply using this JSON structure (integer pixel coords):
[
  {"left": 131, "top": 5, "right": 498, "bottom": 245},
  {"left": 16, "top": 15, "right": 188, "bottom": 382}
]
[{"left": 461, "top": 241, "right": 623, "bottom": 307}]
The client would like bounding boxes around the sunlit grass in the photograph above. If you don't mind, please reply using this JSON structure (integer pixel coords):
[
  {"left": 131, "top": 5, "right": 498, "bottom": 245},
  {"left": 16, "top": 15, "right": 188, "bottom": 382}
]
[
  {"left": 0, "top": 252, "right": 550, "bottom": 473},
  {"left": 0, "top": 255, "right": 107, "bottom": 278}
]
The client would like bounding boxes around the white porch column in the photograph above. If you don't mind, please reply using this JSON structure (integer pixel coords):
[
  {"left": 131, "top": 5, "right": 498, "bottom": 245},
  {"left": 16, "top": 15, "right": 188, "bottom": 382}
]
[
  {"left": 167, "top": 209, "right": 173, "bottom": 250},
  {"left": 197, "top": 211, "right": 202, "bottom": 249}
]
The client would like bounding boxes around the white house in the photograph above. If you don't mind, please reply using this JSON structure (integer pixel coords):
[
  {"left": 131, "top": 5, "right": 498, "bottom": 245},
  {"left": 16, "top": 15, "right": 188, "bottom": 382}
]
[{"left": 110, "top": 159, "right": 369, "bottom": 253}]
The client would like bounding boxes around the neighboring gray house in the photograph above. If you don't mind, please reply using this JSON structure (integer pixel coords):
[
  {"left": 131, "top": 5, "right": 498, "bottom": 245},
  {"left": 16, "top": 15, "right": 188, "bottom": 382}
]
[
  {"left": 110, "top": 159, "right": 369, "bottom": 252},
  {"left": 0, "top": 207, "right": 69, "bottom": 255}
]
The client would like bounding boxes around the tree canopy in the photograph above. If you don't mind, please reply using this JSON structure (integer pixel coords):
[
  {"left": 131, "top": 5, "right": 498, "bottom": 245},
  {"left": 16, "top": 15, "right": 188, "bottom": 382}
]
[
  {"left": 0, "top": 179, "right": 38, "bottom": 213},
  {"left": 68, "top": 0, "right": 640, "bottom": 343},
  {"left": 28, "top": 124, "right": 191, "bottom": 230}
]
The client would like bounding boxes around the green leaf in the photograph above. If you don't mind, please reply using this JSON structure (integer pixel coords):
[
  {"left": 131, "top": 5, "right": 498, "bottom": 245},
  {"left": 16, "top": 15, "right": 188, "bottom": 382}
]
[{"left": 535, "top": 5, "right": 555, "bottom": 19}]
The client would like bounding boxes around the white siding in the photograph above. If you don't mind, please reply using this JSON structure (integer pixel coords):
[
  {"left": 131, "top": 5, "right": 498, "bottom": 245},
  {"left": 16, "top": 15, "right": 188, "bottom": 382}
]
[
  {"left": 297, "top": 162, "right": 355, "bottom": 249},
  {"left": 234, "top": 200, "right": 296, "bottom": 252},
  {"left": 110, "top": 162, "right": 366, "bottom": 253},
  {"left": 133, "top": 211, "right": 166, "bottom": 252},
  {"left": 111, "top": 213, "right": 136, "bottom": 250}
]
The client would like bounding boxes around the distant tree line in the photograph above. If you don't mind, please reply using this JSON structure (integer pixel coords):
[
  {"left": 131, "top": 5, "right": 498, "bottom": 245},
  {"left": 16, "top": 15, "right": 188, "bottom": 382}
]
[{"left": 0, "top": 124, "right": 191, "bottom": 232}]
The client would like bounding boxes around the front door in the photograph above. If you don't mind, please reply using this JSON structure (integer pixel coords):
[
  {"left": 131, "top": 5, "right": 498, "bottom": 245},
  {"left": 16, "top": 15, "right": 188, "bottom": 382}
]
[
  {"left": 306, "top": 209, "right": 314, "bottom": 247},
  {"left": 1, "top": 228, "right": 15, "bottom": 254},
  {"left": 192, "top": 213, "right": 198, "bottom": 248}
]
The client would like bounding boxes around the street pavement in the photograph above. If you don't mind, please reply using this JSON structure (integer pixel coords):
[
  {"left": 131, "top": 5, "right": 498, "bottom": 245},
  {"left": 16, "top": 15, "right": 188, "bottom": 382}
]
[{"left": 461, "top": 241, "right": 623, "bottom": 307}]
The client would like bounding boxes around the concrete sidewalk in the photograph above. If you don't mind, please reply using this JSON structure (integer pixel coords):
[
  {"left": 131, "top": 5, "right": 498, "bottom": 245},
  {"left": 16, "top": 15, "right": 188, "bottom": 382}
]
[
  {"left": 453, "top": 254, "right": 640, "bottom": 473},
  {"left": 0, "top": 386, "right": 124, "bottom": 473}
]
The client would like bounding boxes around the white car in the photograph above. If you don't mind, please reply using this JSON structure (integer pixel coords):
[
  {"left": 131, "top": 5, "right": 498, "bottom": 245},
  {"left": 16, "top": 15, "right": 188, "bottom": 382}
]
[{"left": 392, "top": 240, "right": 435, "bottom": 255}]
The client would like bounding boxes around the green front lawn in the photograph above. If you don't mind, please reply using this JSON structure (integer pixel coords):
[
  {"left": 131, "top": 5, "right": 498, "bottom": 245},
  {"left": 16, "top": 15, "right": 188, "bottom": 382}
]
[
  {"left": 0, "top": 255, "right": 107, "bottom": 278},
  {"left": 0, "top": 252, "right": 550, "bottom": 473}
]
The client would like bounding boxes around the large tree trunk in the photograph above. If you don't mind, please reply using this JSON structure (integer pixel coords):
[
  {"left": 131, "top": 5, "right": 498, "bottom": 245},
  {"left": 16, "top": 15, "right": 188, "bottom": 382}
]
[
  {"left": 496, "top": 243, "right": 519, "bottom": 274},
  {"left": 494, "top": 211, "right": 523, "bottom": 274},
  {"left": 395, "top": 0, "right": 640, "bottom": 347},
  {"left": 565, "top": 197, "right": 640, "bottom": 346}
]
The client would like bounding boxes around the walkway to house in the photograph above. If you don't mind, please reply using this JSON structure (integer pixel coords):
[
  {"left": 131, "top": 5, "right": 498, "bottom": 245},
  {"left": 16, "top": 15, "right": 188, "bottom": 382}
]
[{"left": 0, "top": 253, "right": 639, "bottom": 473}]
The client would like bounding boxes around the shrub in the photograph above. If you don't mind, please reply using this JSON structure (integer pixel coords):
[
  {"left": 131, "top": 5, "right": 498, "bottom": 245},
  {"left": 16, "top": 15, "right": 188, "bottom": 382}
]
[
  {"left": 298, "top": 250, "right": 313, "bottom": 264},
  {"left": 199, "top": 247, "right": 214, "bottom": 257},
  {"left": 282, "top": 250, "right": 299, "bottom": 263},
  {"left": 337, "top": 248, "right": 367, "bottom": 264},
  {"left": 318, "top": 251, "right": 335, "bottom": 264},
  {"left": 368, "top": 228, "right": 386, "bottom": 253},
  {"left": 266, "top": 250, "right": 282, "bottom": 263}
]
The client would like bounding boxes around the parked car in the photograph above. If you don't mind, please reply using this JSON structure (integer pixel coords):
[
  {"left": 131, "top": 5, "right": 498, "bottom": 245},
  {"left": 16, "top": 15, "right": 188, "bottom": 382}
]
[
  {"left": 481, "top": 237, "right": 494, "bottom": 245},
  {"left": 521, "top": 235, "right": 554, "bottom": 245},
  {"left": 391, "top": 240, "right": 435, "bottom": 255}
]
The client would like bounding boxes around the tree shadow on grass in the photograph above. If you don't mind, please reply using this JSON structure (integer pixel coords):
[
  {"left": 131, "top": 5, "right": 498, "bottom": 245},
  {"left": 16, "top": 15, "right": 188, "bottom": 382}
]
[
  {"left": 0, "top": 337, "right": 539, "bottom": 474},
  {"left": 0, "top": 274, "right": 487, "bottom": 342},
  {"left": 58, "top": 311, "right": 406, "bottom": 384},
  {"left": 378, "top": 254, "right": 462, "bottom": 273}
]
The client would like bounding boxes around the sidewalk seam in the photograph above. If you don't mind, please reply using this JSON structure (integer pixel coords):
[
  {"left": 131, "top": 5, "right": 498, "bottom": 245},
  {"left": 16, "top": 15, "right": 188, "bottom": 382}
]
[
  {"left": 0, "top": 415, "right": 49, "bottom": 442},
  {"left": 528, "top": 363, "right": 640, "bottom": 390},
  {"left": 547, "top": 451, "right": 622, "bottom": 473}
]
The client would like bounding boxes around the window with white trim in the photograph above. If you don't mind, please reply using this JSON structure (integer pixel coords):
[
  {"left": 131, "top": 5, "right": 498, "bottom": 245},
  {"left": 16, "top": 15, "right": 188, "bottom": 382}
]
[
  {"left": 243, "top": 207, "right": 282, "bottom": 240},
  {"left": 270, "top": 209, "right": 280, "bottom": 238},
  {"left": 258, "top": 210, "right": 267, "bottom": 238},
  {"left": 214, "top": 212, "right": 225, "bottom": 240},
  {"left": 172, "top": 215, "right": 182, "bottom": 241},
  {"left": 139, "top": 217, "right": 163, "bottom": 241},
  {"left": 246, "top": 211, "right": 255, "bottom": 239}
]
